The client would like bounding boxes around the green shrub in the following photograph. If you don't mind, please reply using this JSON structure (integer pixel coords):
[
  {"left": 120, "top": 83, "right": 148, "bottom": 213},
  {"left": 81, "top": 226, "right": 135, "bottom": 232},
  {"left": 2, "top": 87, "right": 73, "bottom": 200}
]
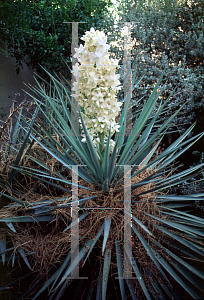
[
  {"left": 120, "top": 0, "right": 204, "bottom": 130},
  {"left": 0, "top": 0, "right": 113, "bottom": 77}
]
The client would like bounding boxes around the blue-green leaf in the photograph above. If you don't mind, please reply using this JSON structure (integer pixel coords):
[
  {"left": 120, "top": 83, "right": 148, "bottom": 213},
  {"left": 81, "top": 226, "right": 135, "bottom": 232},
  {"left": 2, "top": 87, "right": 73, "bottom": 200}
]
[
  {"left": 154, "top": 249, "right": 200, "bottom": 299},
  {"left": 18, "top": 247, "right": 32, "bottom": 270},
  {"left": 102, "top": 249, "right": 111, "bottom": 300},
  {"left": 125, "top": 211, "right": 153, "bottom": 236},
  {"left": 125, "top": 279, "right": 138, "bottom": 300},
  {"left": 83, "top": 223, "right": 104, "bottom": 266},
  {"left": 80, "top": 113, "right": 103, "bottom": 181},
  {"left": 125, "top": 246, "right": 151, "bottom": 300},
  {"left": 101, "top": 125, "right": 111, "bottom": 181},
  {"left": 132, "top": 225, "right": 169, "bottom": 282},
  {"left": 115, "top": 239, "right": 126, "bottom": 300},
  {"left": 0, "top": 215, "right": 55, "bottom": 223},
  {"left": 56, "top": 239, "right": 92, "bottom": 289},
  {"left": 0, "top": 236, "right": 6, "bottom": 265},
  {"left": 63, "top": 212, "right": 89, "bottom": 232},
  {"left": 156, "top": 225, "right": 204, "bottom": 257},
  {"left": 5, "top": 222, "right": 16, "bottom": 232},
  {"left": 102, "top": 217, "right": 111, "bottom": 255}
]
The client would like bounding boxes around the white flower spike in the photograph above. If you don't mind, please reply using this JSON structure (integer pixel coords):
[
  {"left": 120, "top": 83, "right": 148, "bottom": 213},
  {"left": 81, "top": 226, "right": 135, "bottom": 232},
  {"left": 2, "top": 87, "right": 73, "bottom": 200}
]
[{"left": 72, "top": 28, "right": 122, "bottom": 153}]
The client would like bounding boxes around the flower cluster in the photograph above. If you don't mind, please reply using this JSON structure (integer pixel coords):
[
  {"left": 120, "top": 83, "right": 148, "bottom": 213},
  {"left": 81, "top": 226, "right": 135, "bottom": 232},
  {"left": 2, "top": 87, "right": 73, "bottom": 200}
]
[{"left": 71, "top": 28, "right": 122, "bottom": 152}]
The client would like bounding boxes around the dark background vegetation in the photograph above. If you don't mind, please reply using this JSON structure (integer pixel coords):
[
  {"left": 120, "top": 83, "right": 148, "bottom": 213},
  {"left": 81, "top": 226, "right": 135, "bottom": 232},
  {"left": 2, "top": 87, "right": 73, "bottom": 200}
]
[
  {"left": 0, "top": 0, "right": 112, "bottom": 77},
  {"left": 125, "top": 0, "right": 204, "bottom": 184}
]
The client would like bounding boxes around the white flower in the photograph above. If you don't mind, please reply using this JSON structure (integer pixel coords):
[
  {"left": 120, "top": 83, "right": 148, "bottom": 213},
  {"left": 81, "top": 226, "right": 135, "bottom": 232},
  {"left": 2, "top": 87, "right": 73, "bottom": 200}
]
[
  {"left": 73, "top": 44, "right": 85, "bottom": 59},
  {"left": 72, "top": 63, "right": 79, "bottom": 78}
]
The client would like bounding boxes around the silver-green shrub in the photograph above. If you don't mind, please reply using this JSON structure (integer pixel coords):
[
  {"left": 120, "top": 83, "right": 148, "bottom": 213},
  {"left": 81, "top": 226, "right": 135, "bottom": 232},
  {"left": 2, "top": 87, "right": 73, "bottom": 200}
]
[{"left": 120, "top": 0, "right": 204, "bottom": 130}]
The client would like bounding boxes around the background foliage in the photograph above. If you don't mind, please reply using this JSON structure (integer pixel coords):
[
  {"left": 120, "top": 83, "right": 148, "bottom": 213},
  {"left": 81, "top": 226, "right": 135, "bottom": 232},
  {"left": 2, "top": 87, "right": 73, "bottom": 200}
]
[
  {"left": 122, "top": 0, "right": 204, "bottom": 126},
  {"left": 0, "top": 0, "right": 113, "bottom": 77},
  {"left": 115, "top": 0, "right": 204, "bottom": 173}
]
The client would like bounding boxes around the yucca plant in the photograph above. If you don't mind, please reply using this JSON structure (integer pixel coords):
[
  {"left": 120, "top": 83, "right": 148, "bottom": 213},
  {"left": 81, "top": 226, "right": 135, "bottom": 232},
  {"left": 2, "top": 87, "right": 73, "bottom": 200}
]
[{"left": 0, "top": 27, "right": 204, "bottom": 300}]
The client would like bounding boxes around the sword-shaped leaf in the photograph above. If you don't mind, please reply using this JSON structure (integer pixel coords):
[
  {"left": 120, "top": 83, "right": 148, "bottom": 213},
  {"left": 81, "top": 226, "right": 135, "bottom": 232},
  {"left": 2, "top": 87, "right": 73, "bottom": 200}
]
[
  {"left": 12, "top": 166, "right": 92, "bottom": 191},
  {"left": 7, "top": 110, "right": 37, "bottom": 185},
  {"left": 118, "top": 70, "right": 165, "bottom": 166},
  {"left": 125, "top": 211, "right": 153, "bottom": 236},
  {"left": 54, "top": 277, "right": 72, "bottom": 300},
  {"left": 102, "top": 249, "right": 111, "bottom": 300},
  {"left": 80, "top": 114, "right": 103, "bottom": 182},
  {"left": 96, "top": 267, "right": 103, "bottom": 300},
  {"left": 0, "top": 215, "right": 55, "bottom": 222},
  {"left": 56, "top": 239, "right": 92, "bottom": 289},
  {"left": 101, "top": 125, "right": 111, "bottom": 182},
  {"left": 156, "top": 225, "right": 204, "bottom": 257},
  {"left": 145, "top": 213, "right": 204, "bottom": 238},
  {"left": 132, "top": 225, "right": 169, "bottom": 282},
  {"left": 49, "top": 252, "right": 71, "bottom": 293},
  {"left": 160, "top": 206, "right": 204, "bottom": 222},
  {"left": 83, "top": 223, "right": 104, "bottom": 266},
  {"left": 115, "top": 239, "right": 126, "bottom": 300},
  {"left": 107, "top": 138, "right": 118, "bottom": 184},
  {"left": 11, "top": 250, "right": 15, "bottom": 267},
  {"left": 125, "top": 246, "right": 151, "bottom": 300},
  {"left": 0, "top": 236, "right": 6, "bottom": 265},
  {"left": 171, "top": 258, "right": 204, "bottom": 294},
  {"left": 125, "top": 279, "right": 138, "bottom": 300},
  {"left": 0, "top": 192, "right": 29, "bottom": 207},
  {"left": 18, "top": 247, "right": 32, "bottom": 270},
  {"left": 154, "top": 240, "right": 204, "bottom": 281},
  {"left": 32, "top": 269, "right": 60, "bottom": 300},
  {"left": 5, "top": 222, "right": 16, "bottom": 232},
  {"left": 63, "top": 211, "right": 89, "bottom": 232},
  {"left": 102, "top": 217, "right": 111, "bottom": 255},
  {"left": 154, "top": 248, "right": 200, "bottom": 299}
]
